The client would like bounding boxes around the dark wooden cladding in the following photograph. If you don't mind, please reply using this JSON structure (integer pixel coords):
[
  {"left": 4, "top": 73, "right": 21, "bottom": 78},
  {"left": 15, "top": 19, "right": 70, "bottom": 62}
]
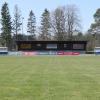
[{"left": 16, "top": 41, "right": 87, "bottom": 51}]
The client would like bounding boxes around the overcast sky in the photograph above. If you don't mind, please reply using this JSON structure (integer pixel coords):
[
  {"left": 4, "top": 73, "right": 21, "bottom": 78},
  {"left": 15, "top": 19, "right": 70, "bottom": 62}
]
[{"left": 0, "top": 0, "right": 100, "bottom": 33}]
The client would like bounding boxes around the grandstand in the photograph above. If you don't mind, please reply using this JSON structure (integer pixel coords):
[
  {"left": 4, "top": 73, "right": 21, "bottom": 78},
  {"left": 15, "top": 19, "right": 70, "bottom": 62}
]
[{"left": 16, "top": 41, "right": 87, "bottom": 55}]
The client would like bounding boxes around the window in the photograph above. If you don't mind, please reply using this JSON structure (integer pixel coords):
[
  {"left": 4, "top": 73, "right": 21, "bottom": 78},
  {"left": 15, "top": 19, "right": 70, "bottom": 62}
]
[
  {"left": 73, "top": 44, "right": 84, "bottom": 50},
  {"left": 47, "top": 44, "right": 57, "bottom": 49},
  {"left": 37, "top": 44, "right": 41, "bottom": 47},
  {"left": 64, "top": 44, "right": 68, "bottom": 48}
]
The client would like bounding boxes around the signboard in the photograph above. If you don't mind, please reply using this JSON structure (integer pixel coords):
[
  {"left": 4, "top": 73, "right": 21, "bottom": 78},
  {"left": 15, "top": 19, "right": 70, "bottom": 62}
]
[
  {"left": 94, "top": 47, "right": 100, "bottom": 55},
  {"left": 22, "top": 52, "right": 37, "bottom": 56},
  {"left": 19, "top": 44, "right": 31, "bottom": 50}
]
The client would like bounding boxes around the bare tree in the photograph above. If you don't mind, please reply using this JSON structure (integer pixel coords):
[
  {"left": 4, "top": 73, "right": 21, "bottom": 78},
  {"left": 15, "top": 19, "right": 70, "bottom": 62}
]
[
  {"left": 65, "top": 5, "right": 81, "bottom": 40},
  {"left": 12, "top": 5, "right": 22, "bottom": 40},
  {"left": 50, "top": 5, "right": 81, "bottom": 41},
  {"left": 50, "top": 7, "right": 66, "bottom": 41}
]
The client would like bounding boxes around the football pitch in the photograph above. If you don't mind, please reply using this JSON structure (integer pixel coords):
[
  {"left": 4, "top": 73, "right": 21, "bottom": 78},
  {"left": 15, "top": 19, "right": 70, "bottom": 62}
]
[{"left": 0, "top": 56, "right": 100, "bottom": 100}]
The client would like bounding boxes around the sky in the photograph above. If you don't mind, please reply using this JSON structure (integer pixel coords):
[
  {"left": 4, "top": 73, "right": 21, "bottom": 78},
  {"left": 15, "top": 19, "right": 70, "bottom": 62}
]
[{"left": 0, "top": 0, "right": 100, "bottom": 34}]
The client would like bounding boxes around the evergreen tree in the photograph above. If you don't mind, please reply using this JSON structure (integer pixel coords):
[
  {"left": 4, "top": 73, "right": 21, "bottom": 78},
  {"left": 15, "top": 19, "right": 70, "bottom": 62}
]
[
  {"left": 89, "top": 8, "right": 100, "bottom": 47},
  {"left": 90, "top": 8, "right": 100, "bottom": 33},
  {"left": 40, "top": 9, "right": 51, "bottom": 40},
  {"left": 12, "top": 5, "right": 22, "bottom": 40},
  {"left": 1, "top": 2, "right": 12, "bottom": 49},
  {"left": 27, "top": 10, "right": 36, "bottom": 40}
]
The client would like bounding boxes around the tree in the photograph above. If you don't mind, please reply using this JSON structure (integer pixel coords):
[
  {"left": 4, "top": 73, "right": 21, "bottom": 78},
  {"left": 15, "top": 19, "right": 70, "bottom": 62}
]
[
  {"left": 12, "top": 5, "right": 22, "bottom": 40},
  {"left": 90, "top": 8, "right": 100, "bottom": 33},
  {"left": 73, "top": 32, "right": 84, "bottom": 41},
  {"left": 27, "top": 10, "right": 36, "bottom": 40},
  {"left": 51, "top": 7, "right": 66, "bottom": 41},
  {"left": 1, "top": 2, "right": 12, "bottom": 50},
  {"left": 89, "top": 8, "right": 100, "bottom": 48},
  {"left": 39, "top": 9, "right": 51, "bottom": 40},
  {"left": 51, "top": 5, "right": 81, "bottom": 41},
  {"left": 65, "top": 5, "right": 81, "bottom": 40}
]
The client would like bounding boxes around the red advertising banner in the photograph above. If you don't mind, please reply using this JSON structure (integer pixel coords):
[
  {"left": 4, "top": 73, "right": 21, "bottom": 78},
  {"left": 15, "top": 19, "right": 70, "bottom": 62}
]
[
  {"left": 57, "top": 51, "right": 80, "bottom": 55},
  {"left": 23, "top": 52, "right": 37, "bottom": 56},
  {"left": 22, "top": 51, "right": 80, "bottom": 56},
  {"left": 72, "top": 52, "right": 80, "bottom": 55},
  {"left": 57, "top": 51, "right": 64, "bottom": 55}
]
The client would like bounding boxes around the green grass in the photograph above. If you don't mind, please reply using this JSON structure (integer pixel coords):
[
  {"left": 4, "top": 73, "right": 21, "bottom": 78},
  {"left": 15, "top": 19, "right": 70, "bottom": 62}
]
[{"left": 0, "top": 56, "right": 100, "bottom": 100}]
